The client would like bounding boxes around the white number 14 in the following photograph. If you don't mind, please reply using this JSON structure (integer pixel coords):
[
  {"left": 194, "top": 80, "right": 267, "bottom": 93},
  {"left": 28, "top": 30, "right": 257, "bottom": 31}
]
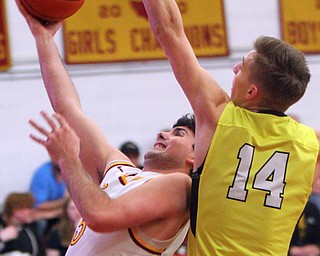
[{"left": 227, "top": 144, "right": 289, "bottom": 209}]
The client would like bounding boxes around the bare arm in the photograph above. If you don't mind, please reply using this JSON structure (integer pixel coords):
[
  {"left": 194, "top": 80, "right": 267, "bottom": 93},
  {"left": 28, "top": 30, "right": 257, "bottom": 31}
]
[
  {"left": 61, "top": 157, "right": 190, "bottom": 233},
  {"left": 16, "top": 0, "right": 127, "bottom": 183},
  {"left": 142, "top": 0, "right": 230, "bottom": 168},
  {"left": 29, "top": 113, "right": 191, "bottom": 234}
]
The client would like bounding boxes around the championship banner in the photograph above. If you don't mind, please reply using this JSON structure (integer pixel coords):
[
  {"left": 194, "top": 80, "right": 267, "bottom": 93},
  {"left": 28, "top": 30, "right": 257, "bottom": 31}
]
[
  {"left": 63, "top": 0, "right": 229, "bottom": 64},
  {"left": 279, "top": 0, "right": 320, "bottom": 53},
  {"left": 0, "top": 0, "right": 11, "bottom": 71}
]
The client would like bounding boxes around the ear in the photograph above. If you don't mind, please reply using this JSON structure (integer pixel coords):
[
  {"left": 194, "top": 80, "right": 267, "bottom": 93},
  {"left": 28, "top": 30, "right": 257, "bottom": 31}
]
[
  {"left": 245, "top": 84, "right": 259, "bottom": 100},
  {"left": 186, "top": 158, "right": 194, "bottom": 168}
]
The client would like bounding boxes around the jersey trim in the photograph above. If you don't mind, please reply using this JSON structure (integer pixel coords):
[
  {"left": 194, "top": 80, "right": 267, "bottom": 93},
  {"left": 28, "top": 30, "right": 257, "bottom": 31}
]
[
  {"left": 257, "top": 109, "right": 286, "bottom": 116},
  {"left": 128, "top": 228, "right": 164, "bottom": 255},
  {"left": 190, "top": 163, "right": 204, "bottom": 236},
  {"left": 103, "top": 160, "right": 135, "bottom": 176}
]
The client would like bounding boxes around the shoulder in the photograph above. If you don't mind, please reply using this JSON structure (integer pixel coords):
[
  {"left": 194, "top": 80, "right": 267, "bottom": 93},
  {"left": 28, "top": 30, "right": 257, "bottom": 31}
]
[
  {"left": 164, "top": 172, "right": 191, "bottom": 183},
  {"left": 150, "top": 173, "right": 191, "bottom": 194},
  {"left": 133, "top": 173, "right": 191, "bottom": 199},
  {"left": 103, "top": 160, "right": 136, "bottom": 175}
]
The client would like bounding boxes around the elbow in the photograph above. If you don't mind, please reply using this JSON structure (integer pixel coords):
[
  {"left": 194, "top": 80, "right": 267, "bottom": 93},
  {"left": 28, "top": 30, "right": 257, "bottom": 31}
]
[
  {"left": 82, "top": 211, "right": 117, "bottom": 233},
  {"left": 85, "top": 220, "right": 106, "bottom": 233}
]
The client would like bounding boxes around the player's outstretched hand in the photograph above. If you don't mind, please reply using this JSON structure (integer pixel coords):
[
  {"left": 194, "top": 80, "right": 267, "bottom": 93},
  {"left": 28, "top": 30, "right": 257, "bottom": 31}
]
[{"left": 29, "top": 111, "right": 81, "bottom": 166}]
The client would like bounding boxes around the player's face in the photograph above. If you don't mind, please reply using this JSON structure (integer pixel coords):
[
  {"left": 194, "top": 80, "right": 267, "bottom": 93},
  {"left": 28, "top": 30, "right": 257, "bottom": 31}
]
[
  {"left": 231, "top": 50, "right": 256, "bottom": 106},
  {"left": 143, "top": 126, "right": 194, "bottom": 172}
]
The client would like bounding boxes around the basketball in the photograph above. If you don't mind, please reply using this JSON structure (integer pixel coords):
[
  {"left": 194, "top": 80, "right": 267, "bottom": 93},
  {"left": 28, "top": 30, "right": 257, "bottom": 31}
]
[{"left": 21, "top": 0, "right": 85, "bottom": 22}]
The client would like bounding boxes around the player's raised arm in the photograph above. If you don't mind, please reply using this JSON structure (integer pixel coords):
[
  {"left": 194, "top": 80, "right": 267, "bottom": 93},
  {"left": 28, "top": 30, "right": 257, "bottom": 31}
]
[
  {"left": 29, "top": 112, "right": 191, "bottom": 234},
  {"left": 16, "top": 0, "right": 126, "bottom": 183},
  {"left": 142, "top": 0, "right": 229, "bottom": 167}
]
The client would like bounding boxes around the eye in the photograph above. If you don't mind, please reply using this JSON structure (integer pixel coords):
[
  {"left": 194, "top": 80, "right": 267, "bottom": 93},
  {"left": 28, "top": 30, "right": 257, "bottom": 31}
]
[{"left": 174, "top": 130, "right": 185, "bottom": 137}]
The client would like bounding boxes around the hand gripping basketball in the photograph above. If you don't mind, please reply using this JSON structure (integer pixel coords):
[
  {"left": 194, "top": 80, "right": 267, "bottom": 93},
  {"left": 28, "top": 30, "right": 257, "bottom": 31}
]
[{"left": 20, "top": 0, "right": 85, "bottom": 22}]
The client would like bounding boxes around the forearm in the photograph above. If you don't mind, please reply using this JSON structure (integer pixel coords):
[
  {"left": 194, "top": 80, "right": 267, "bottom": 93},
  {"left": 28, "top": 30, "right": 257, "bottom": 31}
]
[
  {"left": 143, "top": 0, "right": 183, "bottom": 47},
  {"left": 17, "top": 0, "right": 82, "bottom": 123},
  {"left": 35, "top": 33, "right": 109, "bottom": 180},
  {"left": 35, "top": 34, "right": 82, "bottom": 116},
  {"left": 59, "top": 156, "right": 111, "bottom": 230},
  {"left": 143, "top": 0, "right": 215, "bottom": 99}
]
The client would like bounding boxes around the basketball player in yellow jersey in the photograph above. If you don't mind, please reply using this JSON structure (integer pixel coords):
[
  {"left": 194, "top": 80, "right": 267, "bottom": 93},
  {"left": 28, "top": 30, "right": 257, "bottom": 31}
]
[{"left": 142, "top": 0, "right": 319, "bottom": 255}]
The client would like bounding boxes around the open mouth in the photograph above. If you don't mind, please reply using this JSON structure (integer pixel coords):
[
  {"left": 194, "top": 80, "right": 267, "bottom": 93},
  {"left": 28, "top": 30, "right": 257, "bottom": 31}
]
[{"left": 153, "top": 142, "right": 166, "bottom": 149}]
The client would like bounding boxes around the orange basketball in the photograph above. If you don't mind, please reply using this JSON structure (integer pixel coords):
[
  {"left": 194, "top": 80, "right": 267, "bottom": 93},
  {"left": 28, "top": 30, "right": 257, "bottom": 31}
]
[{"left": 21, "top": 0, "right": 85, "bottom": 22}]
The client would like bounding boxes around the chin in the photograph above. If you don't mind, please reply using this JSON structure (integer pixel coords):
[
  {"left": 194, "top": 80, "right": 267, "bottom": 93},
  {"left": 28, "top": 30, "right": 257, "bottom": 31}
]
[{"left": 143, "top": 150, "right": 155, "bottom": 162}]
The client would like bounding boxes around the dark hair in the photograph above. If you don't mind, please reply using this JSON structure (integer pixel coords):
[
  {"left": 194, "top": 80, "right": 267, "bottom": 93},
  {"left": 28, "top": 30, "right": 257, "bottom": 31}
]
[
  {"left": 172, "top": 113, "right": 195, "bottom": 134},
  {"left": 249, "top": 36, "right": 310, "bottom": 111},
  {"left": 119, "top": 141, "right": 140, "bottom": 157}
]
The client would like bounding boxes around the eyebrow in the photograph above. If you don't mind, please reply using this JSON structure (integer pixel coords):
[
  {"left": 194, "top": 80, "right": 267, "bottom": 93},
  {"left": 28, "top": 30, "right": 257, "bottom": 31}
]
[{"left": 241, "top": 56, "right": 248, "bottom": 71}]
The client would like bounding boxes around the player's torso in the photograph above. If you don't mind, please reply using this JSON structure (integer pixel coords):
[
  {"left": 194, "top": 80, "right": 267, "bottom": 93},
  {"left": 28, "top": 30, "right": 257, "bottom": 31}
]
[
  {"left": 189, "top": 103, "right": 319, "bottom": 256},
  {"left": 66, "top": 161, "right": 185, "bottom": 256}
]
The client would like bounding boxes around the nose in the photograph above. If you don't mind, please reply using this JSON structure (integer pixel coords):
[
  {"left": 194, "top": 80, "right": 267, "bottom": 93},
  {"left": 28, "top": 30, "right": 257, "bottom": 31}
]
[
  {"left": 233, "top": 63, "right": 240, "bottom": 74},
  {"left": 157, "top": 131, "right": 168, "bottom": 140}
]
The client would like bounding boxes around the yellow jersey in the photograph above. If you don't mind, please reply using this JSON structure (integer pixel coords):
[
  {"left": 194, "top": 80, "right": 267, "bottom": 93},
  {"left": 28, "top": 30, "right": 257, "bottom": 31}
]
[{"left": 189, "top": 102, "right": 319, "bottom": 256}]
